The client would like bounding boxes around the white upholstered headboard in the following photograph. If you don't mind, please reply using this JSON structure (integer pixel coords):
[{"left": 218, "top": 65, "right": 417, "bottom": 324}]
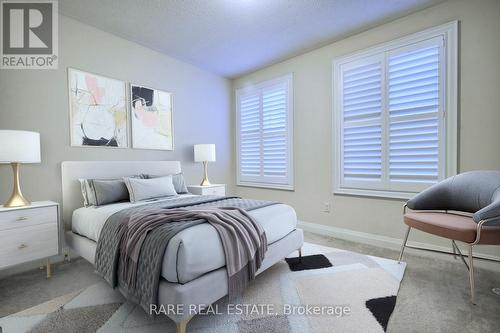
[{"left": 61, "top": 161, "right": 182, "bottom": 228}]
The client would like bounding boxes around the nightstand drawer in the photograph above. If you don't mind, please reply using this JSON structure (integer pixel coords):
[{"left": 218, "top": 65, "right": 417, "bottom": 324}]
[
  {"left": 204, "top": 187, "right": 225, "bottom": 196},
  {"left": 0, "top": 206, "right": 57, "bottom": 231},
  {"left": 188, "top": 185, "right": 226, "bottom": 196},
  {"left": 0, "top": 223, "right": 59, "bottom": 268}
]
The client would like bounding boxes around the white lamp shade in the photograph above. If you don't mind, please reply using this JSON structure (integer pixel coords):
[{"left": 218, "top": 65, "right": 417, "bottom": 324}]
[
  {"left": 194, "top": 144, "right": 216, "bottom": 162},
  {"left": 0, "top": 130, "right": 41, "bottom": 163}
]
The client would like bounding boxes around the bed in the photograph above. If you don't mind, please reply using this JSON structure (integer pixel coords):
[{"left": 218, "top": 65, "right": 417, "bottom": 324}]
[{"left": 61, "top": 161, "right": 304, "bottom": 333}]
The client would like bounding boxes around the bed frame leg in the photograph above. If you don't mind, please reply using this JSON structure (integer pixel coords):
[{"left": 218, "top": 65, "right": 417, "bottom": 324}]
[
  {"left": 176, "top": 317, "right": 191, "bottom": 333},
  {"left": 298, "top": 247, "right": 302, "bottom": 263}
]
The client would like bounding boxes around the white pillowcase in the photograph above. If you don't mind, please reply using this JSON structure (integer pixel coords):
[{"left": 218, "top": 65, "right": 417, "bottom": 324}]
[
  {"left": 123, "top": 175, "right": 177, "bottom": 203},
  {"left": 78, "top": 179, "right": 89, "bottom": 206}
]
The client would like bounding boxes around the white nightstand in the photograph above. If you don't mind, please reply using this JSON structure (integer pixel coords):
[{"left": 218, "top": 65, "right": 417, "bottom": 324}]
[
  {"left": 0, "top": 201, "right": 60, "bottom": 278},
  {"left": 187, "top": 184, "right": 226, "bottom": 196}
]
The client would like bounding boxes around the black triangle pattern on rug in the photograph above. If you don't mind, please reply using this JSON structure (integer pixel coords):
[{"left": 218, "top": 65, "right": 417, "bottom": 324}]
[
  {"left": 285, "top": 254, "right": 332, "bottom": 271},
  {"left": 365, "top": 295, "right": 397, "bottom": 332}
]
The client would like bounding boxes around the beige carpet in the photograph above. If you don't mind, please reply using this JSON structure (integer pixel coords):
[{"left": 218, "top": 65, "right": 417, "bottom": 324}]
[{"left": 0, "top": 242, "right": 406, "bottom": 333}]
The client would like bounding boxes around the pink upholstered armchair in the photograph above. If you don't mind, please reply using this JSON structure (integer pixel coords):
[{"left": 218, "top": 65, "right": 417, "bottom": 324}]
[{"left": 398, "top": 171, "right": 500, "bottom": 304}]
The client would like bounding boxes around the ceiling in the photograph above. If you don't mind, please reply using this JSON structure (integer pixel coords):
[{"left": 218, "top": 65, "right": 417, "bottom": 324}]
[{"left": 59, "top": 0, "right": 443, "bottom": 78}]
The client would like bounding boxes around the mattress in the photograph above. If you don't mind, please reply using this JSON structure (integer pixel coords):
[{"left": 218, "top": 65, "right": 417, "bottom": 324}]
[{"left": 71, "top": 196, "right": 297, "bottom": 283}]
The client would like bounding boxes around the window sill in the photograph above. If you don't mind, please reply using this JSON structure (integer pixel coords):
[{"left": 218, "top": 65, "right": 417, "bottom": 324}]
[
  {"left": 333, "top": 187, "right": 416, "bottom": 200},
  {"left": 237, "top": 182, "right": 294, "bottom": 191}
]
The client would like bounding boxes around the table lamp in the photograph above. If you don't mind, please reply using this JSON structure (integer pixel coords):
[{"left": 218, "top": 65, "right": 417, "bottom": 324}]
[
  {"left": 0, "top": 130, "right": 41, "bottom": 207},
  {"left": 194, "top": 144, "right": 216, "bottom": 186}
]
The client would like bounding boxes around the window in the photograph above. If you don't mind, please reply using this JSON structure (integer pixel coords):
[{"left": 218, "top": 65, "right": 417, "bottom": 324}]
[
  {"left": 236, "top": 74, "right": 294, "bottom": 190},
  {"left": 333, "top": 22, "right": 457, "bottom": 199}
]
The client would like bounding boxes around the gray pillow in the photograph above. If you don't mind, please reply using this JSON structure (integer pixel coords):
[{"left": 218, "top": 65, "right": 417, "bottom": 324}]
[
  {"left": 123, "top": 175, "right": 177, "bottom": 203},
  {"left": 79, "top": 175, "right": 143, "bottom": 206},
  {"left": 142, "top": 172, "right": 189, "bottom": 194},
  {"left": 87, "top": 179, "right": 129, "bottom": 206}
]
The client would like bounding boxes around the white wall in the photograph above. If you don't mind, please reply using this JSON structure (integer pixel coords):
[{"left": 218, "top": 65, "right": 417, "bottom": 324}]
[
  {"left": 0, "top": 15, "right": 234, "bottom": 213},
  {"left": 233, "top": 0, "right": 500, "bottom": 257}
]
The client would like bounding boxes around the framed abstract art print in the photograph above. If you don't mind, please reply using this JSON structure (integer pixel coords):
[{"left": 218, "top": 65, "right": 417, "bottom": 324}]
[
  {"left": 130, "top": 84, "right": 174, "bottom": 150},
  {"left": 68, "top": 68, "right": 128, "bottom": 148}
]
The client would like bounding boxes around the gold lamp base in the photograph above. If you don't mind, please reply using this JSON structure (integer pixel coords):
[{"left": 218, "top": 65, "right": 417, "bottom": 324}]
[
  {"left": 200, "top": 161, "right": 211, "bottom": 186},
  {"left": 3, "top": 162, "right": 31, "bottom": 208}
]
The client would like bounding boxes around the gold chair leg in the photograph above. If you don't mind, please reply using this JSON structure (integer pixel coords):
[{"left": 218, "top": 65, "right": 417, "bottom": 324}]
[
  {"left": 468, "top": 245, "right": 476, "bottom": 305},
  {"left": 452, "top": 241, "right": 469, "bottom": 270},
  {"left": 398, "top": 226, "right": 411, "bottom": 262}
]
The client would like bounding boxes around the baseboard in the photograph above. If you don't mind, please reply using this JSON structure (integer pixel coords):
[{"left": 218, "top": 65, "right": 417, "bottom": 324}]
[{"left": 298, "top": 220, "right": 500, "bottom": 262}]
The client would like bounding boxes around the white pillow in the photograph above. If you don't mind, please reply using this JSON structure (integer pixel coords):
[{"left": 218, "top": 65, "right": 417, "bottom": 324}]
[
  {"left": 78, "top": 179, "right": 89, "bottom": 206},
  {"left": 123, "top": 175, "right": 177, "bottom": 203}
]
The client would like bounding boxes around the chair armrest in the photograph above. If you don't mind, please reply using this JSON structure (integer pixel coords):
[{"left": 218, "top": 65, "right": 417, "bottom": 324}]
[{"left": 473, "top": 200, "right": 500, "bottom": 225}]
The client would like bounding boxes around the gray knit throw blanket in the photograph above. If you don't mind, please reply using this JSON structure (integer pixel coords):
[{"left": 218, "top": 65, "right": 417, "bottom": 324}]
[{"left": 120, "top": 206, "right": 267, "bottom": 298}]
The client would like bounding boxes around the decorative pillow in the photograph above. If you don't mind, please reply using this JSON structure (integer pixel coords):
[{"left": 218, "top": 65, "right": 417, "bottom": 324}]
[
  {"left": 123, "top": 175, "right": 177, "bottom": 203},
  {"left": 142, "top": 172, "right": 189, "bottom": 194},
  {"left": 84, "top": 180, "right": 97, "bottom": 206},
  {"left": 89, "top": 179, "right": 130, "bottom": 206},
  {"left": 78, "top": 179, "right": 89, "bottom": 206},
  {"left": 79, "top": 175, "right": 143, "bottom": 207}
]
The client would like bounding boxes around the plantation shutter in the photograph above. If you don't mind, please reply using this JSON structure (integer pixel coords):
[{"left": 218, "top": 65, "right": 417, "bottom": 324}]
[
  {"left": 237, "top": 75, "right": 293, "bottom": 189},
  {"left": 387, "top": 37, "right": 443, "bottom": 191},
  {"left": 335, "top": 33, "right": 450, "bottom": 197},
  {"left": 340, "top": 56, "right": 384, "bottom": 190},
  {"left": 262, "top": 82, "right": 288, "bottom": 180},
  {"left": 239, "top": 91, "right": 261, "bottom": 179}
]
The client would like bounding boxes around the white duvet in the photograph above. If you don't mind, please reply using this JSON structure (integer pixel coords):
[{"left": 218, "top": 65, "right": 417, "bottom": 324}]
[{"left": 72, "top": 195, "right": 297, "bottom": 283}]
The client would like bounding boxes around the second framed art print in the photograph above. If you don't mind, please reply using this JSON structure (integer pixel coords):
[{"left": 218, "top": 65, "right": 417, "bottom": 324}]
[{"left": 130, "top": 84, "right": 174, "bottom": 150}]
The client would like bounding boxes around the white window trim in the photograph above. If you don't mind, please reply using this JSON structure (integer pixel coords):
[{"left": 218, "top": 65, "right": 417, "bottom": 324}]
[
  {"left": 236, "top": 74, "right": 294, "bottom": 191},
  {"left": 332, "top": 21, "right": 458, "bottom": 200}
]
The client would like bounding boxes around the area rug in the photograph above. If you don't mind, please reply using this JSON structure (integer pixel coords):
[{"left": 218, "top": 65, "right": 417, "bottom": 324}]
[{"left": 0, "top": 242, "right": 406, "bottom": 333}]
